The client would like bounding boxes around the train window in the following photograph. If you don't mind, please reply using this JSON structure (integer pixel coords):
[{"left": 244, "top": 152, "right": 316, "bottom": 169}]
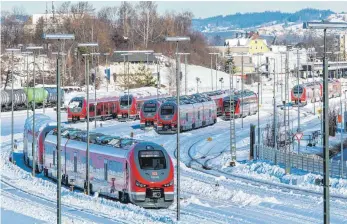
[
  {"left": 138, "top": 150, "right": 166, "bottom": 170},
  {"left": 209, "top": 109, "right": 211, "bottom": 117},
  {"left": 74, "top": 152, "right": 77, "bottom": 172},
  {"left": 198, "top": 111, "right": 200, "bottom": 119},
  {"left": 120, "top": 98, "right": 132, "bottom": 106},
  {"left": 186, "top": 113, "right": 188, "bottom": 121},
  {"left": 104, "top": 159, "right": 108, "bottom": 181},
  {"left": 161, "top": 105, "right": 174, "bottom": 115}
]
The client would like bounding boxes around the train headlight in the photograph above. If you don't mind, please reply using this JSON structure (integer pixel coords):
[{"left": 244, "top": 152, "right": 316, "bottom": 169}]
[
  {"left": 135, "top": 180, "right": 147, "bottom": 188},
  {"left": 163, "top": 180, "right": 174, "bottom": 187}
]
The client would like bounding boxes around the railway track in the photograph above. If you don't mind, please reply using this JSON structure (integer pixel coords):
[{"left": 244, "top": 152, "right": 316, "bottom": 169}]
[{"left": 183, "top": 132, "right": 347, "bottom": 201}]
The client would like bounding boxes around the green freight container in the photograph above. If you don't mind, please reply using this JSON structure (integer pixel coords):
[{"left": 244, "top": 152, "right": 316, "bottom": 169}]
[{"left": 24, "top": 88, "right": 48, "bottom": 104}]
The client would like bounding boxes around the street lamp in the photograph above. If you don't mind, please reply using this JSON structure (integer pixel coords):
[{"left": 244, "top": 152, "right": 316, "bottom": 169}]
[
  {"left": 22, "top": 51, "right": 33, "bottom": 119},
  {"left": 303, "top": 20, "right": 347, "bottom": 224},
  {"left": 176, "top": 53, "right": 190, "bottom": 95},
  {"left": 165, "top": 36, "right": 190, "bottom": 222},
  {"left": 5, "top": 48, "right": 21, "bottom": 164},
  {"left": 77, "top": 42, "right": 98, "bottom": 197},
  {"left": 26, "top": 45, "right": 44, "bottom": 177},
  {"left": 43, "top": 33, "right": 75, "bottom": 224},
  {"left": 209, "top": 52, "right": 219, "bottom": 91}
]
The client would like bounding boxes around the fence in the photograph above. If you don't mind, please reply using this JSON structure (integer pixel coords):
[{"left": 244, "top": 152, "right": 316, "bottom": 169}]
[{"left": 256, "top": 145, "right": 347, "bottom": 179}]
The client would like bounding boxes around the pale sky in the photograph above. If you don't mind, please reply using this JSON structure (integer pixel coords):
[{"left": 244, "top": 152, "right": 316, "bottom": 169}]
[{"left": 1, "top": 1, "right": 347, "bottom": 19}]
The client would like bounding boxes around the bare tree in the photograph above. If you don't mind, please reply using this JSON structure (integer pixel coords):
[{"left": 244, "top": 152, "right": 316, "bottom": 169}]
[{"left": 134, "top": 1, "right": 160, "bottom": 48}]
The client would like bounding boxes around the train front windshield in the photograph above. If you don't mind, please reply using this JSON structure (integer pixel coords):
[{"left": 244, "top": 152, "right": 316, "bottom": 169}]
[
  {"left": 144, "top": 103, "right": 157, "bottom": 113},
  {"left": 139, "top": 150, "right": 166, "bottom": 170},
  {"left": 161, "top": 105, "right": 174, "bottom": 115},
  {"left": 69, "top": 98, "right": 83, "bottom": 112},
  {"left": 293, "top": 86, "right": 303, "bottom": 95},
  {"left": 120, "top": 98, "right": 132, "bottom": 107},
  {"left": 224, "top": 100, "right": 236, "bottom": 112}
]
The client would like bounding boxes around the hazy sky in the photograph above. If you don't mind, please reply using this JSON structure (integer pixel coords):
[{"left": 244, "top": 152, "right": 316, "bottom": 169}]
[{"left": 1, "top": 1, "right": 347, "bottom": 19}]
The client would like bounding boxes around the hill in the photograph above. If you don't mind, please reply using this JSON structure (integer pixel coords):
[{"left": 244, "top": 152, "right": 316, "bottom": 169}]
[{"left": 193, "top": 8, "right": 334, "bottom": 31}]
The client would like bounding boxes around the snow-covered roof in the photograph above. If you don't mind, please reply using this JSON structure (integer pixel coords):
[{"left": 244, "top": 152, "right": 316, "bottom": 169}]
[{"left": 225, "top": 38, "right": 249, "bottom": 47}]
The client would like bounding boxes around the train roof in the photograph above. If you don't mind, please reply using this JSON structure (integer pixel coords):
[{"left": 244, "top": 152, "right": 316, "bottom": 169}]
[
  {"left": 24, "top": 114, "right": 56, "bottom": 134},
  {"left": 52, "top": 128, "right": 140, "bottom": 149},
  {"left": 223, "top": 90, "right": 257, "bottom": 101},
  {"left": 293, "top": 79, "right": 340, "bottom": 89}
]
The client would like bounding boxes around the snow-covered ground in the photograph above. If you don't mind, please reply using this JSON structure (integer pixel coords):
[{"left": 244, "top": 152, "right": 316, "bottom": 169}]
[{"left": 1, "top": 62, "right": 347, "bottom": 223}]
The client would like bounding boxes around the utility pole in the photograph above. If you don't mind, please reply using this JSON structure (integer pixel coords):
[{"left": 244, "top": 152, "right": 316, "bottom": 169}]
[
  {"left": 6, "top": 48, "right": 20, "bottom": 164},
  {"left": 91, "top": 52, "right": 100, "bottom": 128},
  {"left": 215, "top": 53, "right": 218, "bottom": 90},
  {"left": 104, "top": 53, "right": 110, "bottom": 92},
  {"left": 271, "top": 58, "right": 277, "bottom": 150},
  {"left": 165, "top": 36, "right": 190, "bottom": 222},
  {"left": 43, "top": 33, "right": 75, "bottom": 224},
  {"left": 229, "top": 61, "right": 236, "bottom": 166},
  {"left": 323, "top": 28, "right": 330, "bottom": 224},
  {"left": 241, "top": 53, "right": 244, "bottom": 129},
  {"left": 312, "top": 51, "right": 316, "bottom": 115},
  {"left": 26, "top": 46, "right": 43, "bottom": 176},
  {"left": 78, "top": 42, "right": 98, "bottom": 197},
  {"left": 285, "top": 48, "right": 290, "bottom": 173},
  {"left": 176, "top": 53, "right": 190, "bottom": 95},
  {"left": 209, "top": 52, "right": 219, "bottom": 91},
  {"left": 296, "top": 49, "right": 301, "bottom": 153}
]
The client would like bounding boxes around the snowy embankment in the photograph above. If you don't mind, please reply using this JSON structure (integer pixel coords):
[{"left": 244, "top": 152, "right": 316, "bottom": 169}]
[{"left": 223, "top": 161, "right": 347, "bottom": 197}]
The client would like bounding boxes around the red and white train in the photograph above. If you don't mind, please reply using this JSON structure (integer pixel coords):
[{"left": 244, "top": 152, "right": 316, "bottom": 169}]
[
  {"left": 68, "top": 96, "right": 119, "bottom": 122},
  {"left": 139, "top": 90, "right": 227, "bottom": 130},
  {"left": 223, "top": 90, "right": 258, "bottom": 119},
  {"left": 203, "top": 90, "right": 229, "bottom": 116},
  {"left": 24, "top": 114, "right": 174, "bottom": 208},
  {"left": 139, "top": 98, "right": 169, "bottom": 129},
  {"left": 156, "top": 94, "right": 217, "bottom": 133},
  {"left": 67, "top": 92, "right": 169, "bottom": 122},
  {"left": 291, "top": 80, "right": 341, "bottom": 105}
]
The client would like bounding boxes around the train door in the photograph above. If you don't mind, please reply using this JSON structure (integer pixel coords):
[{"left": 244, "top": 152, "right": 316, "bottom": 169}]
[
  {"left": 73, "top": 152, "right": 77, "bottom": 182},
  {"left": 97, "top": 103, "right": 102, "bottom": 118},
  {"left": 89, "top": 104, "right": 95, "bottom": 120},
  {"left": 104, "top": 159, "right": 108, "bottom": 182},
  {"left": 125, "top": 162, "right": 129, "bottom": 192}
]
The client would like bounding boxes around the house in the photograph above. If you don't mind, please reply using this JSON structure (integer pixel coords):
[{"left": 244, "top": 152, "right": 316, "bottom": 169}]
[{"left": 224, "top": 31, "right": 270, "bottom": 55}]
